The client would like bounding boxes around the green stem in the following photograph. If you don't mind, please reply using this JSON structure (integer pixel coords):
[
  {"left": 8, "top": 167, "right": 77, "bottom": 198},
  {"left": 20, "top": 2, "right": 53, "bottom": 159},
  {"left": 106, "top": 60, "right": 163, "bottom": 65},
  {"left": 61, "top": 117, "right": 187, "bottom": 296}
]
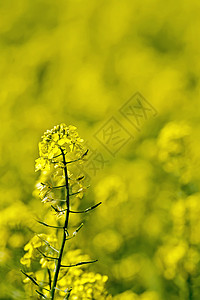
[
  {"left": 50, "top": 148, "right": 70, "bottom": 300},
  {"left": 187, "top": 274, "right": 193, "bottom": 300}
]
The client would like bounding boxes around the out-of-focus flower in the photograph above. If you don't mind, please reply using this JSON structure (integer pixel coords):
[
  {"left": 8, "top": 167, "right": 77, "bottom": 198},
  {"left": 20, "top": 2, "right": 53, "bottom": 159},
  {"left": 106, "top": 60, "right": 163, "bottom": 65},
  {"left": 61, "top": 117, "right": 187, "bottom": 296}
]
[{"left": 157, "top": 122, "right": 190, "bottom": 178}]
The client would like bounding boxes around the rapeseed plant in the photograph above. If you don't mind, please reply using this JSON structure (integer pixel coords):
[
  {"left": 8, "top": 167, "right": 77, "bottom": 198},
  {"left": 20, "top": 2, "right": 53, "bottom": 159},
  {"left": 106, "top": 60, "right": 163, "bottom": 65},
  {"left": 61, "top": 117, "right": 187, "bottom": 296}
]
[{"left": 20, "top": 124, "right": 111, "bottom": 299}]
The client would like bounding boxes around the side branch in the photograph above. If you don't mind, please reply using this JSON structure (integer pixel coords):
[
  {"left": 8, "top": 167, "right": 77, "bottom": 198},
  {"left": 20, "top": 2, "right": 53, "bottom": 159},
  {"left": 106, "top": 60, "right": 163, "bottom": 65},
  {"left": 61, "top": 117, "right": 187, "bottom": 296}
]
[
  {"left": 36, "top": 220, "right": 64, "bottom": 229},
  {"left": 60, "top": 259, "right": 98, "bottom": 268},
  {"left": 37, "top": 248, "right": 58, "bottom": 260},
  {"left": 58, "top": 201, "right": 102, "bottom": 214},
  {"left": 21, "top": 270, "right": 50, "bottom": 292}
]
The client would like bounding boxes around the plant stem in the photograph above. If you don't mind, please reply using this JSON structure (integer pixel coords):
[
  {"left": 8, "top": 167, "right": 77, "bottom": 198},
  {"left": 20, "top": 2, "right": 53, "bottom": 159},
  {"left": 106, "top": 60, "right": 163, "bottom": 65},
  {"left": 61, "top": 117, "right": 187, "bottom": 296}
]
[
  {"left": 50, "top": 148, "right": 70, "bottom": 300},
  {"left": 187, "top": 274, "right": 193, "bottom": 300}
]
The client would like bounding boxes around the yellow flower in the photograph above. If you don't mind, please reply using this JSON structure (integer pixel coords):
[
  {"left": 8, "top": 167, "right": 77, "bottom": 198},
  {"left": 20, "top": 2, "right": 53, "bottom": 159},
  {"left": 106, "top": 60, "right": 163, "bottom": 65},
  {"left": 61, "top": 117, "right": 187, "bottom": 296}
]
[
  {"left": 35, "top": 123, "right": 87, "bottom": 172},
  {"left": 20, "top": 234, "right": 58, "bottom": 268}
]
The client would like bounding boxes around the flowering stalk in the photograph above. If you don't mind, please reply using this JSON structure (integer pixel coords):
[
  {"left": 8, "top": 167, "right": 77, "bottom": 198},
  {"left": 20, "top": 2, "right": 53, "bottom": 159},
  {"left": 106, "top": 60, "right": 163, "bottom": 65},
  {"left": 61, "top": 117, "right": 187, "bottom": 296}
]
[
  {"left": 50, "top": 147, "right": 70, "bottom": 299},
  {"left": 20, "top": 124, "right": 107, "bottom": 300}
]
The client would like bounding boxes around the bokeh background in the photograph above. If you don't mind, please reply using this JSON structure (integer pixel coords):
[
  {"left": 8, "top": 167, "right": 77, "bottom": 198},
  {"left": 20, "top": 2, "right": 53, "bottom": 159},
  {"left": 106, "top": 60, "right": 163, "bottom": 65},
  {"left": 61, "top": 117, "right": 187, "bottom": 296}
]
[{"left": 1, "top": 0, "right": 200, "bottom": 299}]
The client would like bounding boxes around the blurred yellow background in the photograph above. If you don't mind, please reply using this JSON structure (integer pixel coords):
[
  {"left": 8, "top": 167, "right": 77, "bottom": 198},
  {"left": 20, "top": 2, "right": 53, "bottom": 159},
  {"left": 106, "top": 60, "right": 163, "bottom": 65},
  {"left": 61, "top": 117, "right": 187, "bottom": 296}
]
[{"left": 0, "top": 0, "right": 200, "bottom": 299}]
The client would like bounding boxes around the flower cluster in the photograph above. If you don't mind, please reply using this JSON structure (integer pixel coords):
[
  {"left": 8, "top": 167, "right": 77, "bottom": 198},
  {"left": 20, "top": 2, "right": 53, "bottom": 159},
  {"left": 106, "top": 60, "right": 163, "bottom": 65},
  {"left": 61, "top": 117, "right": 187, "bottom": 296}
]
[
  {"left": 157, "top": 122, "right": 191, "bottom": 180},
  {"left": 33, "top": 124, "right": 88, "bottom": 220},
  {"left": 20, "top": 233, "right": 58, "bottom": 269},
  {"left": 56, "top": 250, "right": 111, "bottom": 300},
  {"left": 22, "top": 245, "right": 112, "bottom": 299},
  {"left": 156, "top": 193, "right": 200, "bottom": 280},
  {"left": 35, "top": 124, "right": 86, "bottom": 172}
]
